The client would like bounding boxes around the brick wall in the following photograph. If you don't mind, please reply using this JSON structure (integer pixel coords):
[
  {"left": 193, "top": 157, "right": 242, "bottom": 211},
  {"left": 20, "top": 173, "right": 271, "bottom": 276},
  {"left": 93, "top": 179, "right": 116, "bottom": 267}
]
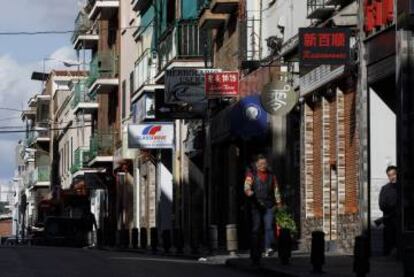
[
  {"left": 0, "top": 219, "right": 12, "bottom": 237},
  {"left": 344, "top": 91, "right": 358, "bottom": 214},
  {"left": 313, "top": 102, "right": 323, "bottom": 218},
  {"left": 300, "top": 83, "right": 361, "bottom": 253}
]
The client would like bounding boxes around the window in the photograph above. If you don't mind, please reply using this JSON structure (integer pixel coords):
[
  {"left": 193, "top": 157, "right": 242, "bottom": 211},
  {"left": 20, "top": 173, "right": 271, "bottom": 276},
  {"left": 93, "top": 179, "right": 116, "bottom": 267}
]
[
  {"left": 122, "top": 80, "right": 127, "bottom": 119},
  {"left": 70, "top": 137, "right": 73, "bottom": 168},
  {"left": 141, "top": 5, "right": 154, "bottom": 28}
]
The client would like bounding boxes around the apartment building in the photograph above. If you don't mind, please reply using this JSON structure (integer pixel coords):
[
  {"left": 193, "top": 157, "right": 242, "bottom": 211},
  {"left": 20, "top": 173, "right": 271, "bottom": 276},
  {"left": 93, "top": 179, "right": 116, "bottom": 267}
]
[
  {"left": 20, "top": 88, "right": 51, "bottom": 229},
  {"left": 71, "top": 0, "right": 121, "bottom": 246}
]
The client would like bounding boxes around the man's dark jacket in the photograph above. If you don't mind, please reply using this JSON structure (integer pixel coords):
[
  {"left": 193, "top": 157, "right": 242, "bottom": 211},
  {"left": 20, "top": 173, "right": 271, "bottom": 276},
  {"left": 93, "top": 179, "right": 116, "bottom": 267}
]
[{"left": 379, "top": 182, "right": 399, "bottom": 225}]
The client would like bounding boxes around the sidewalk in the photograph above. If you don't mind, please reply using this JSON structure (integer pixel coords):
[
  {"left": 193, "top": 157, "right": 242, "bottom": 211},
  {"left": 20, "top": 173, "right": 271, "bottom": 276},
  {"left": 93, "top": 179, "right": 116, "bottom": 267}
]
[
  {"left": 91, "top": 246, "right": 404, "bottom": 276},
  {"left": 225, "top": 253, "right": 403, "bottom": 277}
]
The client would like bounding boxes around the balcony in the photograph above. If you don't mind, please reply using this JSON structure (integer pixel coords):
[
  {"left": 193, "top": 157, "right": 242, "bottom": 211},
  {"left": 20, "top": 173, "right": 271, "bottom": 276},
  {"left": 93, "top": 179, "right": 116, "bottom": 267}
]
[
  {"left": 86, "top": 130, "right": 116, "bottom": 166},
  {"left": 157, "top": 20, "right": 205, "bottom": 75},
  {"left": 132, "top": 0, "right": 151, "bottom": 12},
  {"left": 70, "top": 147, "right": 89, "bottom": 175},
  {"left": 71, "top": 80, "right": 98, "bottom": 114},
  {"left": 307, "top": 0, "right": 335, "bottom": 20},
  {"left": 133, "top": 49, "right": 163, "bottom": 99},
  {"left": 87, "top": 0, "right": 120, "bottom": 21},
  {"left": 86, "top": 51, "right": 119, "bottom": 94},
  {"left": 199, "top": 8, "right": 227, "bottom": 29},
  {"left": 326, "top": 0, "right": 353, "bottom": 6},
  {"left": 71, "top": 10, "right": 99, "bottom": 50},
  {"left": 210, "top": 0, "right": 239, "bottom": 14},
  {"left": 29, "top": 166, "right": 50, "bottom": 188},
  {"left": 27, "top": 123, "right": 50, "bottom": 146}
]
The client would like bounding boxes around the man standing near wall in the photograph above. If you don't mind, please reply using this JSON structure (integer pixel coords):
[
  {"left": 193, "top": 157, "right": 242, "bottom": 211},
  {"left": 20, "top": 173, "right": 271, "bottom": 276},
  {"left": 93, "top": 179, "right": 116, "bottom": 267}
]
[
  {"left": 244, "top": 154, "right": 282, "bottom": 265},
  {"left": 379, "top": 166, "right": 399, "bottom": 256}
]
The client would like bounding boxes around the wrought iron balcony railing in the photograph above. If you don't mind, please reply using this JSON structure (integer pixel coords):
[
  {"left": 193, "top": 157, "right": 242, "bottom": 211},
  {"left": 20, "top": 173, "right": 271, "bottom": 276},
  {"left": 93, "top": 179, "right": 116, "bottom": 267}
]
[
  {"left": 158, "top": 20, "right": 203, "bottom": 70},
  {"left": 71, "top": 10, "right": 94, "bottom": 44},
  {"left": 70, "top": 147, "right": 89, "bottom": 174},
  {"left": 86, "top": 51, "right": 119, "bottom": 88},
  {"left": 86, "top": 130, "right": 116, "bottom": 163},
  {"left": 71, "top": 80, "right": 96, "bottom": 109},
  {"left": 307, "top": 0, "right": 335, "bottom": 19}
]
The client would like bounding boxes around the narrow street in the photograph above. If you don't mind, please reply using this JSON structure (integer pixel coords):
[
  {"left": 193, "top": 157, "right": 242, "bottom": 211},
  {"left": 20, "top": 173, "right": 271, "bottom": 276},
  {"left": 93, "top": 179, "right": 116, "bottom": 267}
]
[{"left": 0, "top": 246, "right": 259, "bottom": 277}]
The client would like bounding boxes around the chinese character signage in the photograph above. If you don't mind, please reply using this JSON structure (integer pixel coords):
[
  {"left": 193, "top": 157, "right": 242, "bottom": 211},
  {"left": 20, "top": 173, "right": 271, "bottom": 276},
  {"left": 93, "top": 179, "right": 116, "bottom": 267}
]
[
  {"left": 205, "top": 72, "right": 239, "bottom": 98},
  {"left": 260, "top": 78, "right": 298, "bottom": 116},
  {"left": 128, "top": 123, "right": 175, "bottom": 149},
  {"left": 165, "top": 68, "right": 220, "bottom": 104},
  {"left": 299, "top": 28, "right": 351, "bottom": 65}
]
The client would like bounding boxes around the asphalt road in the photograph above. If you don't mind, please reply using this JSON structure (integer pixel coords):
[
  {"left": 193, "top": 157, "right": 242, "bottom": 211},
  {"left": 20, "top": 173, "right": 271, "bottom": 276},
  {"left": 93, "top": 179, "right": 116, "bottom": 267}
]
[{"left": 0, "top": 246, "right": 260, "bottom": 277}]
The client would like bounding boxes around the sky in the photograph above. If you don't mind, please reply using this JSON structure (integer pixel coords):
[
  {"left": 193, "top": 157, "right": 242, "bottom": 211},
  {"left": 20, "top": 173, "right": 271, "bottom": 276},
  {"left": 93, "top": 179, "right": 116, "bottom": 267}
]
[{"left": 0, "top": 0, "right": 82, "bottom": 182}]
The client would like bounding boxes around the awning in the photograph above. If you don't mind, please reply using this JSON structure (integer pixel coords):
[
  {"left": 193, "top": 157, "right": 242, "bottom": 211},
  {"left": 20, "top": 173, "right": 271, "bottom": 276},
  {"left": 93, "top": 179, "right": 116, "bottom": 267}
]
[{"left": 211, "top": 95, "right": 269, "bottom": 143}]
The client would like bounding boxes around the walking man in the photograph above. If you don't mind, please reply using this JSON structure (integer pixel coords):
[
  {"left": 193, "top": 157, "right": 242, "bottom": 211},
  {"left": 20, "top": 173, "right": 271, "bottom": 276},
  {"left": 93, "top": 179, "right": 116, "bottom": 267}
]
[
  {"left": 83, "top": 210, "right": 98, "bottom": 248},
  {"left": 244, "top": 154, "right": 282, "bottom": 265},
  {"left": 379, "top": 165, "right": 399, "bottom": 256}
]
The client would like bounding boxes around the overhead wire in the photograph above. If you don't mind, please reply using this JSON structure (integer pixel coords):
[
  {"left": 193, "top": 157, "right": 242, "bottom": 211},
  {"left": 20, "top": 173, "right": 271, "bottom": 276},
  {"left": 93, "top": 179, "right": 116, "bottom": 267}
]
[
  {"left": 0, "top": 24, "right": 154, "bottom": 36},
  {"left": 0, "top": 124, "right": 93, "bottom": 134}
]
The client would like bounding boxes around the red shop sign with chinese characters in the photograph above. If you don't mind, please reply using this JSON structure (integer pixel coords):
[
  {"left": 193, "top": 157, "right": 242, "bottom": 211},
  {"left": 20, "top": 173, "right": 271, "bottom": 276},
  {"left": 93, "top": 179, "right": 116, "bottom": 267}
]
[
  {"left": 299, "top": 28, "right": 351, "bottom": 65},
  {"left": 205, "top": 71, "right": 239, "bottom": 98}
]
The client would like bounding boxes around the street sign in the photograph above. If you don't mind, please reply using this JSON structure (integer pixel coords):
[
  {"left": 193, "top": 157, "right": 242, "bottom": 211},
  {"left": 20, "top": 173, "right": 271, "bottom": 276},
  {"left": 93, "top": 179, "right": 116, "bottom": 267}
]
[
  {"left": 155, "top": 89, "right": 206, "bottom": 119},
  {"left": 128, "top": 123, "right": 175, "bottom": 149},
  {"left": 299, "top": 28, "right": 351, "bottom": 65},
  {"left": 261, "top": 78, "right": 298, "bottom": 116},
  {"left": 205, "top": 71, "right": 239, "bottom": 98},
  {"left": 165, "top": 68, "right": 220, "bottom": 104}
]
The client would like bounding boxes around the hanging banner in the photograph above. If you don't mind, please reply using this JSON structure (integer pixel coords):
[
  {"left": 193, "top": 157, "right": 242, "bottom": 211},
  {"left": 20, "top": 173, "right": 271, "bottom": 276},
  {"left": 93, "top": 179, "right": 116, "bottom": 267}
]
[
  {"left": 299, "top": 28, "right": 351, "bottom": 65},
  {"left": 128, "top": 123, "right": 174, "bottom": 149},
  {"left": 205, "top": 71, "right": 239, "bottom": 98},
  {"left": 165, "top": 68, "right": 220, "bottom": 104}
]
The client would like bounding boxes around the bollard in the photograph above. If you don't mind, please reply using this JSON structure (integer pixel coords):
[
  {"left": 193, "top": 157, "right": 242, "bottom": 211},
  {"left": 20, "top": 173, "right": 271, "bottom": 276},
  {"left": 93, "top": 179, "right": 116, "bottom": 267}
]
[
  {"left": 150, "top": 227, "right": 158, "bottom": 253},
  {"left": 311, "top": 231, "right": 325, "bottom": 273},
  {"left": 353, "top": 235, "right": 370, "bottom": 277},
  {"left": 403, "top": 247, "right": 414, "bottom": 277},
  {"left": 226, "top": 224, "right": 238, "bottom": 255},
  {"left": 124, "top": 228, "right": 131, "bottom": 248},
  {"left": 173, "top": 228, "right": 184, "bottom": 254},
  {"left": 140, "top": 227, "right": 148, "bottom": 249},
  {"left": 162, "top": 230, "right": 172, "bottom": 253},
  {"left": 131, "top": 228, "right": 138, "bottom": 249},
  {"left": 209, "top": 225, "right": 218, "bottom": 253},
  {"left": 278, "top": 228, "right": 292, "bottom": 265},
  {"left": 97, "top": 228, "right": 103, "bottom": 248},
  {"left": 117, "top": 229, "right": 123, "bottom": 248}
]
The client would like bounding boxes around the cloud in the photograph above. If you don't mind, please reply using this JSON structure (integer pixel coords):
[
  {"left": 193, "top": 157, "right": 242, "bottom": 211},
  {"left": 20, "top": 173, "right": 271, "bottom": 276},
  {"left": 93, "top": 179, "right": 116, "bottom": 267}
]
[
  {"left": 0, "top": 46, "right": 78, "bottom": 180},
  {"left": 0, "top": 0, "right": 79, "bottom": 31},
  {"left": 0, "top": 2, "right": 81, "bottom": 180}
]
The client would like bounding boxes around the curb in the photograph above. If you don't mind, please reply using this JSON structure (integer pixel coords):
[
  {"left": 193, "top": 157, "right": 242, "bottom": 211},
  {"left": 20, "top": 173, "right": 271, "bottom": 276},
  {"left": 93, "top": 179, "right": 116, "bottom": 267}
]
[{"left": 92, "top": 246, "right": 208, "bottom": 260}]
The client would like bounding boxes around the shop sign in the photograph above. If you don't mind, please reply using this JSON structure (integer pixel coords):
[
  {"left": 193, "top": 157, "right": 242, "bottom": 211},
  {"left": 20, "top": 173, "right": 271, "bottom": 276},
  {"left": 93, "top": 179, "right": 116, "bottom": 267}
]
[
  {"left": 205, "top": 71, "right": 239, "bottom": 98},
  {"left": 132, "top": 93, "right": 155, "bottom": 123},
  {"left": 165, "top": 68, "right": 220, "bottom": 104},
  {"left": 299, "top": 28, "right": 351, "bottom": 65},
  {"left": 128, "top": 123, "right": 174, "bottom": 149},
  {"left": 261, "top": 78, "right": 298, "bottom": 116},
  {"left": 155, "top": 89, "right": 206, "bottom": 119}
]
